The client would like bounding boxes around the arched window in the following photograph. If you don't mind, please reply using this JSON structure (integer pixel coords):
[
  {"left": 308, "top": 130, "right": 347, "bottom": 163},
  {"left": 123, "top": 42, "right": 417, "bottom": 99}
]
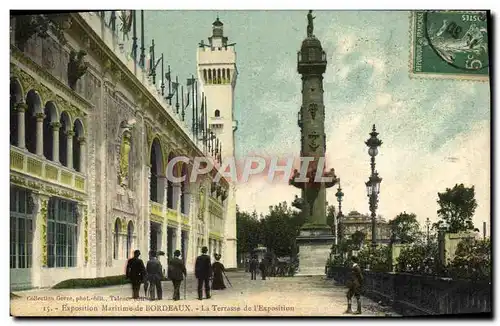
[
  {"left": 203, "top": 69, "right": 207, "bottom": 83},
  {"left": 25, "top": 90, "right": 40, "bottom": 154},
  {"left": 113, "top": 218, "right": 121, "bottom": 260},
  {"left": 208, "top": 69, "right": 212, "bottom": 84},
  {"left": 10, "top": 78, "right": 23, "bottom": 147},
  {"left": 150, "top": 138, "right": 162, "bottom": 203},
  {"left": 59, "top": 112, "right": 71, "bottom": 167},
  {"left": 73, "top": 119, "right": 85, "bottom": 172},
  {"left": 227, "top": 69, "right": 231, "bottom": 83},
  {"left": 126, "top": 221, "right": 134, "bottom": 259},
  {"left": 214, "top": 109, "right": 220, "bottom": 118}
]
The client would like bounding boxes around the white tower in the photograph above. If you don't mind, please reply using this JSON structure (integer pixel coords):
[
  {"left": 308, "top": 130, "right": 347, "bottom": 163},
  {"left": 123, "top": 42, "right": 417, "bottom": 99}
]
[{"left": 197, "top": 17, "right": 238, "bottom": 268}]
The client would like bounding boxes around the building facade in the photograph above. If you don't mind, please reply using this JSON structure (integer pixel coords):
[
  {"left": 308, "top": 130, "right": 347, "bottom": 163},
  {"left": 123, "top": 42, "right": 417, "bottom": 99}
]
[
  {"left": 340, "top": 211, "right": 392, "bottom": 245},
  {"left": 9, "top": 12, "right": 235, "bottom": 290}
]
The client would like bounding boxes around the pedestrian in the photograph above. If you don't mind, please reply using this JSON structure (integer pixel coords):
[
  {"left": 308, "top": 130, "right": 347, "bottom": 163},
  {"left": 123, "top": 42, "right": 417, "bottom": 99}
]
[
  {"left": 259, "top": 259, "right": 267, "bottom": 280},
  {"left": 146, "top": 250, "right": 164, "bottom": 300},
  {"left": 345, "top": 256, "right": 363, "bottom": 314},
  {"left": 125, "top": 250, "right": 146, "bottom": 299},
  {"left": 249, "top": 255, "right": 258, "bottom": 280},
  {"left": 168, "top": 250, "right": 187, "bottom": 301},
  {"left": 195, "top": 246, "right": 212, "bottom": 300},
  {"left": 211, "top": 253, "right": 226, "bottom": 290}
]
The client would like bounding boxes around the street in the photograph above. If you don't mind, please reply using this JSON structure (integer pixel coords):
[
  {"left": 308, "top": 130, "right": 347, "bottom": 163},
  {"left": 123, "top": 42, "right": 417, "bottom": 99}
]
[{"left": 11, "top": 270, "right": 397, "bottom": 316}]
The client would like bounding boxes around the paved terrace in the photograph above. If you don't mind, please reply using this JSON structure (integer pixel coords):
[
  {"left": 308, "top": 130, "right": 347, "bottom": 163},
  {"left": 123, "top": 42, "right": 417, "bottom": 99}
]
[{"left": 11, "top": 270, "right": 398, "bottom": 317}]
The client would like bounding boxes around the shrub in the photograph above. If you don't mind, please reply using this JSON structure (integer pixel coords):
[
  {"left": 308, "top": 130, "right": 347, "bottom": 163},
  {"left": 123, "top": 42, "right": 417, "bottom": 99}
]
[
  {"left": 396, "top": 242, "right": 439, "bottom": 275},
  {"left": 52, "top": 275, "right": 130, "bottom": 289},
  {"left": 357, "top": 245, "right": 391, "bottom": 272},
  {"left": 447, "top": 237, "right": 491, "bottom": 281}
]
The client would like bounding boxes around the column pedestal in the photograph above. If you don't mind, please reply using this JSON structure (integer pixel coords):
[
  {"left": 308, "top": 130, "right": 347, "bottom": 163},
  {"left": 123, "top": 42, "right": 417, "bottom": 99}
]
[{"left": 295, "top": 228, "right": 333, "bottom": 276}]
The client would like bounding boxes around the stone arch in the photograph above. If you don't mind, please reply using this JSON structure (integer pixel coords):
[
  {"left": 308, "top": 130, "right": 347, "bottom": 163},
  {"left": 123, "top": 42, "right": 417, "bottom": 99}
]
[
  {"left": 10, "top": 77, "right": 24, "bottom": 104},
  {"left": 113, "top": 218, "right": 122, "bottom": 260},
  {"left": 59, "top": 111, "right": 72, "bottom": 167},
  {"left": 217, "top": 68, "right": 221, "bottom": 84},
  {"left": 73, "top": 119, "right": 85, "bottom": 172},
  {"left": 180, "top": 162, "right": 189, "bottom": 215},
  {"left": 25, "top": 89, "right": 42, "bottom": 154},
  {"left": 203, "top": 69, "right": 207, "bottom": 83},
  {"left": 214, "top": 109, "right": 220, "bottom": 118},
  {"left": 10, "top": 78, "right": 23, "bottom": 146},
  {"left": 227, "top": 68, "right": 231, "bottom": 82},
  {"left": 126, "top": 221, "right": 135, "bottom": 258},
  {"left": 166, "top": 152, "right": 177, "bottom": 209},
  {"left": 208, "top": 69, "right": 212, "bottom": 84},
  {"left": 149, "top": 137, "right": 164, "bottom": 202},
  {"left": 42, "top": 102, "right": 58, "bottom": 161}
]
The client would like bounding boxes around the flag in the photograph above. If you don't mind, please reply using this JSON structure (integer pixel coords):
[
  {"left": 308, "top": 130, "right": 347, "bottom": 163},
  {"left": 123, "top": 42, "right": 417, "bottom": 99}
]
[
  {"left": 165, "top": 71, "right": 171, "bottom": 81},
  {"left": 119, "top": 10, "right": 133, "bottom": 36},
  {"left": 186, "top": 77, "right": 194, "bottom": 86},
  {"left": 185, "top": 90, "right": 190, "bottom": 108},
  {"left": 145, "top": 51, "right": 151, "bottom": 75},
  {"left": 172, "top": 82, "right": 179, "bottom": 91}
]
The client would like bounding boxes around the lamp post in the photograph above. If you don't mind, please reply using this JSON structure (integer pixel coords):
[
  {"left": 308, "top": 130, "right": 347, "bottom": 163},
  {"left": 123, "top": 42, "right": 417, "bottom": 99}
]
[
  {"left": 365, "top": 124, "right": 382, "bottom": 249},
  {"left": 335, "top": 183, "right": 344, "bottom": 249}
]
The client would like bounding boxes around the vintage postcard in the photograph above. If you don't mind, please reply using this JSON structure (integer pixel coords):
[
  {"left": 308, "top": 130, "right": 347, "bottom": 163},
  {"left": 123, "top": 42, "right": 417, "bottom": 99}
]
[{"left": 9, "top": 9, "right": 491, "bottom": 317}]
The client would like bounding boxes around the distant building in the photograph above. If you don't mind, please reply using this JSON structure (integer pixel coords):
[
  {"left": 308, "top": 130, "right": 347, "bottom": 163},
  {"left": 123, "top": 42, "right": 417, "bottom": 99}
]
[{"left": 340, "top": 211, "right": 392, "bottom": 245}]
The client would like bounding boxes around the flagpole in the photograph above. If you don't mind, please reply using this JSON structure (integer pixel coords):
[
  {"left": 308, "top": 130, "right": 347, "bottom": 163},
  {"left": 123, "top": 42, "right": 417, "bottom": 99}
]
[
  {"left": 194, "top": 77, "right": 198, "bottom": 142},
  {"left": 132, "top": 10, "right": 137, "bottom": 73},
  {"left": 175, "top": 76, "right": 179, "bottom": 114},
  {"left": 140, "top": 10, "right": 145, "bottom": 69},
  {"left": 160, "top": 54, "right": 165, "bottom": 96},
  {"left": 191, "top": 78, "right": 195, "bottom": 135},
  {"left": 150, "top": 39, "right": 156, "bottom": 84},
  {"left": 167, "top": 65, "right": 172, "bottom": 105},
  {"left": 181, "top": 85, "right": 185, "bottom": 121},
  {"left": 204, "top": 96, "right": 208, "bottom": 152},
  {"left": 111, "top": 11, "right": 116, "bottom": 32}
]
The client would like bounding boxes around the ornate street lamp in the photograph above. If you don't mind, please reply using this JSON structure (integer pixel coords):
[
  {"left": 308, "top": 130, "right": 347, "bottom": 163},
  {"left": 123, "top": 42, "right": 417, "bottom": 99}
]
[
  {"left": 335, "top": 182, "right": 344, "bottom": 247},
  {"left": 365, "top": 124, "right": 382, "bottom": 249}
]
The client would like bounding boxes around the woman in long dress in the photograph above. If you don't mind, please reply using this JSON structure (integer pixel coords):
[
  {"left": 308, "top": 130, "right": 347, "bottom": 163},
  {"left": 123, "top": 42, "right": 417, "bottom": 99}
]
[{"left": 211, "top": 254, "right": 226, "bottom": 290}]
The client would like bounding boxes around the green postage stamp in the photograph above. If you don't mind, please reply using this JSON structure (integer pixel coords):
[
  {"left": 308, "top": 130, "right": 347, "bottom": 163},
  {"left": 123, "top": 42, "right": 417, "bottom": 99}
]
[{"left": 410, "top": 10, "right": 489, "bottom": 80}]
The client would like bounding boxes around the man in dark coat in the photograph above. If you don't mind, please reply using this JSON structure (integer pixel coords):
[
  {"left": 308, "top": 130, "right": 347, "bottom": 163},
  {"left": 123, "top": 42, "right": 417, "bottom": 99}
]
[
  {"left": 259, "top": 259, "right": 267, "bottom": 280},
  {"left": 168, "top": 250, "right": 187, "bottom": 301},
  {"left": 125, "top": 250, "right": 146, "bottom": 299},
  {"left": 249, "top": 255, "right": 258, "bottom": 280},
  {"left": 345, "top": 256, "right": 363, "bottom": 314},
  {"left": 146, "top": 250, "right": 164, "bottom": 300},
  {"left": 194, "top": 246, "right": 212, "bottom": 300}
]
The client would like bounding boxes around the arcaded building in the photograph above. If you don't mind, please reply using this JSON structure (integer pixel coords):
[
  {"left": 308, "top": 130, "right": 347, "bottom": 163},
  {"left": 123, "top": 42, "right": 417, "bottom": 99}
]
[{"left": 9, "top": 12, "right": 237, "bottom": 290}]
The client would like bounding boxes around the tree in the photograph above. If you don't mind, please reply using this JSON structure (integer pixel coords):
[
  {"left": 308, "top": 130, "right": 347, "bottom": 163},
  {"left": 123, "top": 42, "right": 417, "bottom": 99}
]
[
  {"left": 326, "top": 204, "right": 336, "bottom": 232},
  {"left": 259, "top": 202, "right": 298, "bottom": 257},
  {"left": 434, "top": 184, "right": 477, "bottom": 233},
  {"left": 236, "top": 205, "right": 261, "bottom": 256},
  {"left": 388, "top": 212, "right": 421, "bottom": 244},
  {"left": 350, "top": 231, "right": 366, "bottom": 249}
]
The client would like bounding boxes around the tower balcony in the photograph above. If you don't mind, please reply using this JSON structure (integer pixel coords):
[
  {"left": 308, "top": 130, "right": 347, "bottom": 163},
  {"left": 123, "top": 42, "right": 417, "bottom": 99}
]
[{"left": 297, "top": 50, "right": 327, "bottom": 75}]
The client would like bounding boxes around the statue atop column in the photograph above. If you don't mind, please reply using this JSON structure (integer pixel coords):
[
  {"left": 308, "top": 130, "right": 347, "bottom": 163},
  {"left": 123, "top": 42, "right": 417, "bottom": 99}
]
[{"left": 307, "top": 10, "right": 315, "bottom": 37}]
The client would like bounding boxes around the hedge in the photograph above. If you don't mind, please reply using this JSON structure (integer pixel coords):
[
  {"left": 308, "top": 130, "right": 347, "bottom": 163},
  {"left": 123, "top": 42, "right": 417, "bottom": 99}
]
[{"left": 52, "top": 275, "right": 130, "bottom": 289}]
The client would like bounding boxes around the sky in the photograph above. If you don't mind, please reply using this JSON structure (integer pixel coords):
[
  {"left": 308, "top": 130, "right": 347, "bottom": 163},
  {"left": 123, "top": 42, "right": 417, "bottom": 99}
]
[{"left": 138, "top": 10, "right": 491, "bottom": 229}]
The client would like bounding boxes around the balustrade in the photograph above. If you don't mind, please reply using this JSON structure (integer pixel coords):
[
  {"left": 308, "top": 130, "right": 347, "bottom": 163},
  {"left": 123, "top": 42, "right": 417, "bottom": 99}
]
[{"left": 10, "top": 146, "right": 86, "bottom": 192}]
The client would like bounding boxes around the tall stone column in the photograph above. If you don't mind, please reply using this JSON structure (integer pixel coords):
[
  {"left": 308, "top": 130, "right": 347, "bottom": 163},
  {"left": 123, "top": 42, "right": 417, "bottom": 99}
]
[
  {"left": 30, "top": 192, "right": 49, "bottom": 288},
  {"left": 176, "top": 225, "right": 182, "bottom": 252},
  {"left": 51, "top": 122, "right": 60, "bottom": 162},
  {"left": 66, "top": 130, "right": 74, "bottom": 169},
  {"left": 35, "top": 112, "right": 45, "bottom": 156},
  {"left": 78, "top": 137, "right": 86, "bottom": 174},
  {"left": 173, "top": 183, "right": 181, "bottom": 212},
  {"left": 15, "top": 102, "right": 27, "bottom": 148}
]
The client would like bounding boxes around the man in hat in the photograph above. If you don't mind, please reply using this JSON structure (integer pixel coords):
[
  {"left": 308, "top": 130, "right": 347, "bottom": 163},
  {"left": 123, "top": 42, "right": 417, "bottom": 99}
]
[
  {"left": 194, "top": 246, "right": 212, "bottom": 300},
  {"left": 125, "top": 250, "right": 146, "bottom": 299},
  {"left": 249, "top": 255, "right": 258, "bottom": 280},
  {"left": 345, "top": 256, "right": 363, "bottom": 314},
  {"left": 146, "top": 250, "right": 164, "bottom": 300},
  {"left": 168, "top": 250, "right": 187, "bottom": 301}
]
